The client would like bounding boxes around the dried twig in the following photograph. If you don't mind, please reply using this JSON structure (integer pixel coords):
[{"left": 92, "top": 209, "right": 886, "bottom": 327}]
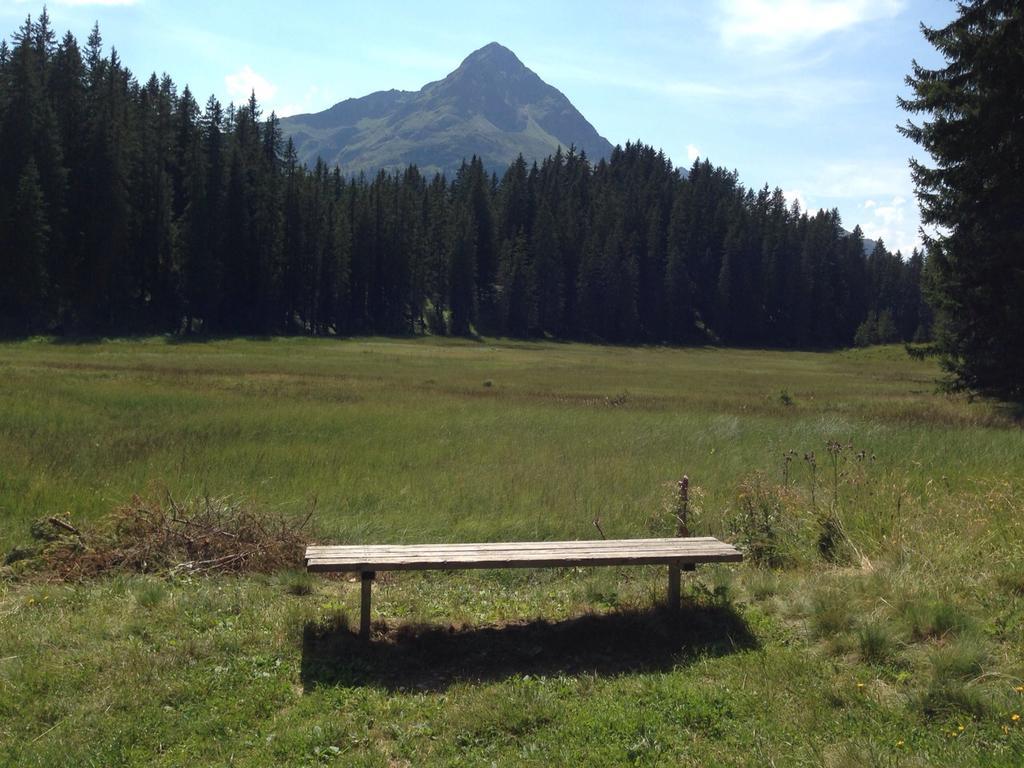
[
  {"left": 34, "top": 495, "right": 309, "bottom": 579},
  {"left": 47, "top": 517, "right": 80, "bottom": 537}
]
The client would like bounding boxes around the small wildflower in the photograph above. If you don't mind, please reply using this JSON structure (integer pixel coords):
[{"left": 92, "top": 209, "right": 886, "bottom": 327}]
[
  {"left": 1015, "top": 685, "right": 1024, "bottom": 693},
  {"left": 895, "top": 740, "right": 904, "bottom": 748},
  {"left": 1013, "top": 713, "right": 1021, "bottom": 722}
]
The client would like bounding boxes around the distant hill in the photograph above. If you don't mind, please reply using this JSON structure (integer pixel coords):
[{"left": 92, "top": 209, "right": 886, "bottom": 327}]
[{"left": 280, "top": 42, "right": 614, "bottom": 177}]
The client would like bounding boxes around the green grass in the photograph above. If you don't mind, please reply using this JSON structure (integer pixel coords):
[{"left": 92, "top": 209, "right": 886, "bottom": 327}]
[{"left": 1, "top": 336, "right": 1023, "bottom": 766}]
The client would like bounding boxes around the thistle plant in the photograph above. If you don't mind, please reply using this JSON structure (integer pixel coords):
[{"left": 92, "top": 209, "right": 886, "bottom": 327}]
[
  {"left": 804, "top": 451, "right": 817, "bottom": 512},
  {"left": 782, "top": 449, "right": 797, "bottom": 486}
]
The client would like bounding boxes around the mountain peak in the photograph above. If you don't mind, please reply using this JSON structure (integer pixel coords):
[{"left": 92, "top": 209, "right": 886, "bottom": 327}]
[
  {"left": 459, "top": 42, "right": 524, "bottom": 70},
  {"left": 281, "top": 43, "right": 613, "bottom": 177}
]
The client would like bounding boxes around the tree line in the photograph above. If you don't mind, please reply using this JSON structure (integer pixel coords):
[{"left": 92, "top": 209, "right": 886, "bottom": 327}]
[{"left": 0, "top": 12, "right": 930, "bottom": 346}]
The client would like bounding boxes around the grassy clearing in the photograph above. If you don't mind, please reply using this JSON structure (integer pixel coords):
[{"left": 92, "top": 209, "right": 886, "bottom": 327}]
[{"left": 1, "top": 337, "right": 1023, "bottom": 766}]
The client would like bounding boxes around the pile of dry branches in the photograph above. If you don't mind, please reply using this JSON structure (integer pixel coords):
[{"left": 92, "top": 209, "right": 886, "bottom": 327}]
[{"left": 9, "top": 495, "right": 312, "bottom": 580}]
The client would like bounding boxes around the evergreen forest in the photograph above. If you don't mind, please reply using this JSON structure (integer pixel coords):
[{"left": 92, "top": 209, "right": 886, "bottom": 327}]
[{"left": 0, "top": 12, "right": 929, "bottom": 346}]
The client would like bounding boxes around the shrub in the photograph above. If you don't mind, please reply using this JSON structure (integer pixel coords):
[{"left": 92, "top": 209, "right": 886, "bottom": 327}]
[
  {"left": 729, "top": 473, "right": 792, "bottom": 568},
  {"left": 907, "top": 599, "right": 972, "bottom": 641},
  {"left": 854, "top": 314, "right": 878, "bottom": 347},
  {"left": 912, "top": 680, "right": 990, "bottom": 719},
  {"left": 857, "top": 623, "right": 896, "bottom": 664},
  {"left": 929, "top": 640, "right": 986, "bottom": 681},
  {"left": 912, "top": 639, "right": 991, "bottom": 718},
  {"left": 809, "top": 588, "right": 853, "bottom": 638}
]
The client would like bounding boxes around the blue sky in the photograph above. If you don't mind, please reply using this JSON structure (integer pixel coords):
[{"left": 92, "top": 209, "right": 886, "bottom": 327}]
[{"left": 4, "top": 0, "right": 958, "bottom": 254}]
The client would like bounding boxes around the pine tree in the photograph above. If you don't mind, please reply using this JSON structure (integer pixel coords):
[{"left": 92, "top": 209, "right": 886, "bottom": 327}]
[
  {"left": 448, "top": 207, "right": 477, "bottom": 336},
  {"left": 133, "top": 73, "right": 178, "bottom": 329},
  {"left": 665, "top": 189, "right": 696, "bottom": 341},
  {"left": 504, "top": 231, "right": 534, "bottom": 336},
  {"left": 1, "top": 14, "right": 66, "bottom": 328},
  {"left": 1, "top": 158, "right": 49, "bottom": 333},
  {"left": 530, "top": 203, "right": 561, "bottom": 335},
  {"left": 898, "top": 0, "right": 1024, "bottom": 396},
  {"left": 422, "top": 173, "right": 449, "bottom": 335}
]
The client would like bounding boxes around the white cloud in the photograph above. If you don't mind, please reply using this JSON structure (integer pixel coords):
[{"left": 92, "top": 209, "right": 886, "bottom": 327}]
[
  {"left": 860, "top": 195, "right": 918, "bottom": 254},
  {"left": 799, "top": 162, "right": 911, "bottom": 199},
  {"left": 546, "top": 58, "right": 872, "bottom": 118},
  {"left": 873, "top": 199, "right": 905, "bottom": 227},
  {"left": 687, "top": 144, "right": 700, "bottom": 162},
  {"left": 786, "top": 165, "right": 922, "bottom": 254},
  {"left": 221, "top": 74, "right": 330, "bottom": 118},
  {"left": 224, "top": 65, "right": 278, "bottom": 107},
  {"left": 719, "top": 0, "right": 905, "bottom": 51}
]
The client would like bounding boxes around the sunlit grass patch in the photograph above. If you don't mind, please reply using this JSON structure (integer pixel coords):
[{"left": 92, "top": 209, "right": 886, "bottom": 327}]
[
  {"left": 808, "top": 587, "right": 855, "bottom": 639},
  {"left": 0, "top": 338, "right": 1022, "bottom": 766},
  {"left": 743, "top": 569, "right": 780, "bottom": 601}
]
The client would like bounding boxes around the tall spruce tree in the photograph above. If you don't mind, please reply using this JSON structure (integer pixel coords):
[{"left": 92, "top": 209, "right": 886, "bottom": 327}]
[
  {"left": 2, "top": 158, "right": 49, "bottom": 333},
  {"left": 898, "top": 0, "right": 1024, "bottom": 396}
]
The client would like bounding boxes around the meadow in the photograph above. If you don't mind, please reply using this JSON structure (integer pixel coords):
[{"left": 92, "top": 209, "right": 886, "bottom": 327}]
[{"left": 1, "top": 337, "right": 1022, "bottom": 766}]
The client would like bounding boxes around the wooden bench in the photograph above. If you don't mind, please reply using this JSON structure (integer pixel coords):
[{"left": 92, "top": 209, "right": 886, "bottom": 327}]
[{"left": 305, "top": 537, "right": 743, "bottom": 640}]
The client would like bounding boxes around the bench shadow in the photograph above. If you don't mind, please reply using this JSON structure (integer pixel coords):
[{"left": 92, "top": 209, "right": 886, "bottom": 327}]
[{"left": 300, "top": 603, "right": 757, "bottom": 693}]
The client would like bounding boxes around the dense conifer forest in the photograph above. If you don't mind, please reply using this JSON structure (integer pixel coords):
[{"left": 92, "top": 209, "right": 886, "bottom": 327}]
[{"left": 0, "top": 12, "right": 929, "bottom": 345}]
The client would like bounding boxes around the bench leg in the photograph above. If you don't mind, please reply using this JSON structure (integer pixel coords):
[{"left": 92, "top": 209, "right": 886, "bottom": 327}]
[
  {"left": 359, "top": 571, "right": 375, "bottom": 641},
  {"left": 668, "top": 561, "right": 680, "bottom": 611}
]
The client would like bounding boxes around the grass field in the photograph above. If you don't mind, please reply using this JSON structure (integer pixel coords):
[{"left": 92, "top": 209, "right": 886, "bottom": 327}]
[{"left": 1, "top": 337, "right": 1022, "bottom": 766}]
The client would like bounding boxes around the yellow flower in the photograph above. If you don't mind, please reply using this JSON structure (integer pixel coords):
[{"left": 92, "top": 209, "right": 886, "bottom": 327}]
[
  {"left": 958, "top": 724, "right": 965, "bottom": 731},
  {"left": 1016, "top": 686, "right": 1024, "bottom": 693},
  {"left": 1013, "top": 714, "right": 1021, "bottom": 722},
  {"left": 895, "top": 740, "right": 904, "bottom": 747}
]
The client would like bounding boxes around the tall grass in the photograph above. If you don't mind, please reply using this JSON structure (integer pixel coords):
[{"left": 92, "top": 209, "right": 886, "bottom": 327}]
[
  {"left": 1, "top": 337, "right": 1022, "bottom": 766},
  {"left": 0, "top": 337, "right": 1019, "bottom": 554}
]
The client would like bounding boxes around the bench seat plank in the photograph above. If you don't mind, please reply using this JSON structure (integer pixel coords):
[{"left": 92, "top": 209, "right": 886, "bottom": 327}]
[{"left": 305, "top": 537, "right": 741, "bottom": 572}]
